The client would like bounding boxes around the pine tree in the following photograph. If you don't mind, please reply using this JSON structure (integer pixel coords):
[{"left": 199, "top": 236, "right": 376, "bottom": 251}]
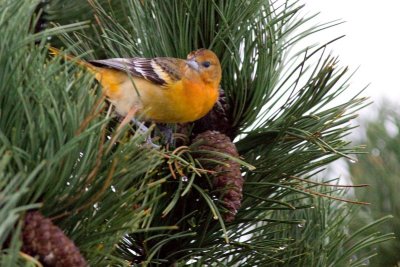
[
  {"left": 0, "top": 0, "right": 393, "bottom": 266},
  {"left": 349, "top": 102, "right": 400, "bottom": 267}
]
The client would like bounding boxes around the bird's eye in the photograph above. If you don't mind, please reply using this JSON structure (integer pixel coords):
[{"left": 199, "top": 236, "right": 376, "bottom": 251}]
[{"left": 202, "top": 61, "right": 211, "bottom": 68}]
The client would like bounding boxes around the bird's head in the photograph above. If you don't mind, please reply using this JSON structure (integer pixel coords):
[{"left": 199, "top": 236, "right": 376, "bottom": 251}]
[{"left": 186, "top": 49, "right": 222, "bottom": 87}]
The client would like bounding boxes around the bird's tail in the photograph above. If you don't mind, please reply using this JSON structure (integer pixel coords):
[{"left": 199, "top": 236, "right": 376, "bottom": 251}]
[{"left": 48, "top": 46, "right": 98, "bottom": 75}]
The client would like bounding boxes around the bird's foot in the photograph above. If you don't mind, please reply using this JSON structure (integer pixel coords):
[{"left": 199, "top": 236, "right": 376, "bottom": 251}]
[
  {"left": 155, "top": 124, "right": 175, "bottom": 147},
  {"left": 131, "top": 118, "right": 160, "bottom": 149}
]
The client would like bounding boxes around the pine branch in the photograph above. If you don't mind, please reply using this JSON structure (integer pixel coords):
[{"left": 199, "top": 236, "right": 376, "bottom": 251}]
[
  {"left": 1, "top": 1, "right": 165, "bottom": 265},
  {"left": 1, "top": 0, "right": 392, "bottom": 266}
]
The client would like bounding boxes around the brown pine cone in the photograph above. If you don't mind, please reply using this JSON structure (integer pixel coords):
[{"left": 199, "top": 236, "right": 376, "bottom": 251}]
[
  {"left": 22, "top": 211, "right": 88, "bottom": 267},
  {"left": 193, "top": 131, "right": 243, "bottom": 222}
]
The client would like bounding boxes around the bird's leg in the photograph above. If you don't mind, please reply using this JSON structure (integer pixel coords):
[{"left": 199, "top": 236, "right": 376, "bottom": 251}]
[
  {"left": 156, "top": 123, "right": 175, "bottom": 146},
  {"left": 131, "top": 118, "right": 150, "bottom": 134},
  {"left": 131, "top": 118, "right": 160, "bottom": 149}
]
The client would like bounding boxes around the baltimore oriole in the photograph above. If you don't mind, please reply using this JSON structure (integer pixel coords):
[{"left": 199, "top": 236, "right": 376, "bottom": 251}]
[{"left": 49, "top": 47, "right": 222, "bottom": 126}]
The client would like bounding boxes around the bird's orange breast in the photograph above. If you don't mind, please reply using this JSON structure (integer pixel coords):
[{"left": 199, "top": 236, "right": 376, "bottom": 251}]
[{"left": 139, "top": 78, "right": 219, "bottom": 123}]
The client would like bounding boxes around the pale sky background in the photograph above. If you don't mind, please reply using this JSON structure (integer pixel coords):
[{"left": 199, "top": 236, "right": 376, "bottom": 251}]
[
  {"left": 302, "top": 0, "right": 400, "bottom": 107},
  {"left": 297, "top": 1, "right": 400, "bottom": 181}
]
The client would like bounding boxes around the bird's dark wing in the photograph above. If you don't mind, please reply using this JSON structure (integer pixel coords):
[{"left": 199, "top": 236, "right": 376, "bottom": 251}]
[{"left": 90, "top": 57, "right": 183, "bottom": 86}]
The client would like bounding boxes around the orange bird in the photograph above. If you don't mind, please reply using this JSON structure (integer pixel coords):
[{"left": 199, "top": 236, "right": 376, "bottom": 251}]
[{"left": 49, "top": 47, "right": 222, "bottom": 126}]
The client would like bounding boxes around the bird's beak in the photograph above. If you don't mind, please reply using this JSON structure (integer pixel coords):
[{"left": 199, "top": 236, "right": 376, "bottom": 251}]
[{"left": 186, "top": 59, "right": 200, "bottom": 72}]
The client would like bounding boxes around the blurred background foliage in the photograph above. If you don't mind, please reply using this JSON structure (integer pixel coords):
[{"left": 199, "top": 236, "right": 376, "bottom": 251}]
[{"left": 349, "top": 102, "right": 400, "bottom": 267}]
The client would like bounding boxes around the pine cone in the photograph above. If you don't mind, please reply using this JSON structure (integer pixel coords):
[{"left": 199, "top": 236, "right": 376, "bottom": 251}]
[
  {"left": 193, "top": 131, "right": 243, "bottom": 222},
  {"left": 22, "top": 211, "right": 88, "bottom": 267}
]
